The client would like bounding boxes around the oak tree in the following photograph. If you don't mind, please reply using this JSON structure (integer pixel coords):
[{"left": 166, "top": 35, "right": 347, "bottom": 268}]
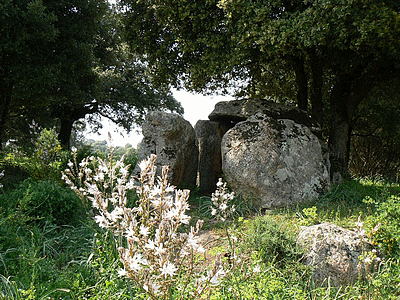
[{"left": 121, "top": 0, "right": 400, "bottom": 176}]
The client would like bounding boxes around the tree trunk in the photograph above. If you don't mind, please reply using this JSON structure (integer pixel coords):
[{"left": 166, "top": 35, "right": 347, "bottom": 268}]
[
  {"left": 329, "top": 111, "right": 352, "bottom": 177},
  {"left": 309, "top": 54, "right": 323, "bottom": 127},
  {"left": 328, "top": 61, "right": 390, "bottom": 178},
  {"left": 54, "top": 102, "right": 98, "bottom": 149},
  {"left": 59, "top": 118, "right": 74, "bottom": 149},
  {"left": 293, "top": 57, "right": 308, "bottom": 111},
  {"left": 328, "top": 75, "right": 353, "bottom": 178}
]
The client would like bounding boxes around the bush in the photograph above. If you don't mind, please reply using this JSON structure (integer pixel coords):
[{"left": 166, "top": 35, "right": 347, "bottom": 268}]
[
  {"left": 0, "top": 178, "right": 85, "bottom": 227},
  {"left": 0, "top": 128, "right": 67, "bottom": 183},
  {"left": 243, "top": 215, "right": 301, "bottom": 264},
  {"left": 365, "top": 195, "right": 400, "bottom": 257}
]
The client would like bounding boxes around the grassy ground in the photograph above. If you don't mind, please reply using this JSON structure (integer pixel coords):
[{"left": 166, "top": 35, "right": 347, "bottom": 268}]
[{"left": 1, "top": 176, "right": 400, "bottom": 299}]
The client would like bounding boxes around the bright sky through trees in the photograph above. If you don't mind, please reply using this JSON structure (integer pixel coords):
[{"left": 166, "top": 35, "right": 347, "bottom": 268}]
[
  {"left": 85, "top": 90, "right": 232, "bottom": 146},
  {"left": 84, "top": 0, "right": 233, "bottom": 146}
]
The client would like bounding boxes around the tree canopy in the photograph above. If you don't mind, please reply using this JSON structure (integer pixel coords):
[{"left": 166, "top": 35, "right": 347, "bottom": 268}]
[
  {"left": 0, "top": 0, "right": 58, "bottom": 149},
  {"left": 121, "top": 0, "right": 400, "bottom": 176},
  {"left": 0, "top": 0, "right": 182, "bottom": 149},
  {"left": 47, "top": 1, "right": 182, "bottom": 148}
]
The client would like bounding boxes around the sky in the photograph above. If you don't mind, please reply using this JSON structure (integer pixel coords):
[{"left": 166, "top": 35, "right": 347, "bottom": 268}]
[{"left": 84, "top": 90, "right": 233, "bottom": 147}]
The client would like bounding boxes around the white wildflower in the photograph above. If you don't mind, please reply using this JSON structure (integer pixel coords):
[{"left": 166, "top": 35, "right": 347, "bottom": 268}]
[
  {"left": 165, "top": 185, "right": 175, "bottom": 193},
  {"left": 126, "top": 180, "right": 135, "bottom": 190},
  {"left": 145, "top": 239, "right": 156, "bottom": 251},
  {"left": 154, "top": 243, "right": 166, "bottom": 256},
  {"left": 253, "top": 265, "right": 261, "bottom": 273},
  {"left": 125, "top": 226, "right": 135, "bottom": 238},
  {"left": 196, "top": 245, "right": 205, "bottom": 253},
  {"left": 209, "top": 268, "right": 225, "bottom": 285},
  {"left": 120, "top": 167, "right": 129, "bottom": 177},
  {"left": 138, "top": 158, "right": 149, "bottom": 172},
  {"left": 187, "top": 233, "right": 200, "bottom": 249},
  {"left": 63, "top": 152, "right": 223, "bottom": 299},
  {"left": 364, "top": 256, "right": 372, "bottom": 264},
  {"left": 160, "top": 262, "right": 177, "bottom": 277},
  {"left": 216, "top": 179, "right": 224, "bottom": 187},
  {"left": 79, "top": 160, "right": 88, "bottom": 168},
  {"left": 129, "top": 253, "right": 146, "bottom": 271},
  {"left": 94, "top": 215, "right": 108, "bottom": 228},
  {"left": 219, "top": 203, "right": 228, "bottom": 211},
  {"left": 180, "top": 248, "right": 190, "bottom": 257},
  {"left": 94, "top": 172, "right": 104, "bottom": 181},
  {"left": 110, "top": 206, "right": 124, "bottom": 221},
  {"left": 151, "top": 283, "right": 161, "bottom": 295},
  {"left": 139, "top": 225, "right": 150, "bottom": 237}
]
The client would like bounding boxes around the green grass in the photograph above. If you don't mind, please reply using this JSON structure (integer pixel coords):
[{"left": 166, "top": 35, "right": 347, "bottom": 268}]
[{"left": 1, "top": 177, "right": 400, "bottom": 299}]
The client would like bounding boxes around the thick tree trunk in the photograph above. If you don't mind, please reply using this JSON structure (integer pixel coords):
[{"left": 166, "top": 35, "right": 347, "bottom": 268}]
[
  {"left": 328, "top": 112, "right": 352, "bottom": 177},
  {"left": 59, "top": 118, "right": 74, "bottom": 149},
  {"left": 328, "top": 75, "right": 353, "bottom": 178},
  {"left": 53, "top": 102, "right": 98, "bottom": 149}
]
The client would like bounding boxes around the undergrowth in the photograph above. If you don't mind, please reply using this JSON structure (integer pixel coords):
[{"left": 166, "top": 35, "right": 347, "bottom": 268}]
[{"left": 1, "top": 141, "right": 400, "bottom": 299}]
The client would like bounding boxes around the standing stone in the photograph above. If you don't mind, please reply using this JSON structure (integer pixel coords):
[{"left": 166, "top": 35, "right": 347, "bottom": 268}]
[
  {"left": 136, "top": 112, "right": 198, "bottom": 187},
  {"left": 209, "top": 98, "right": 321, "bottom": 137},
  {"left": 221, "top": 113, "right": 330, "bottom": 208},
  {"left": 297, "top": 223, "right": 378, "bottom": 286},
  {"left": 194, "top": 120, "right": 232, "bottom": 195}
]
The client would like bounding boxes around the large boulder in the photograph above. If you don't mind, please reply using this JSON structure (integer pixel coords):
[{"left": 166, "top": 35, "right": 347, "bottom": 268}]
[
  {"left": 297, "top": 223, "right": 378, "bottom": 286},
  {"left": 194, "top": 120, "right": 233, "bottom": 194},
  {"left": 209, "top": 98, "right": 321, "bottom": 137},
  {"left": 221, "top": 113, "right": 330, "bottom": 208},
  {"left": 136, "top": 112, "right": 198, "bottom": 187}
]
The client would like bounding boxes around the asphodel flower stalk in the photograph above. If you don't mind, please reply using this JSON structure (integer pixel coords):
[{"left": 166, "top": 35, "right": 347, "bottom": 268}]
[{"left": 63, "top": 148, "right": 228, "bottom": 299}]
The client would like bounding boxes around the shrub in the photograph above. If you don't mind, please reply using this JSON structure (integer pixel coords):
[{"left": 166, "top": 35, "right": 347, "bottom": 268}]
[
  {"left": 0, "top": 178, "right": 85, "bottom": 227},
  {"left": 365, "top": 195, "right": 400, "bottom": 257},
  {"left": 1, "top": 128, "right": 66, "bottom": 183},
  {"left": 244, "top": 215, "right": 301, "bottom": 264}
]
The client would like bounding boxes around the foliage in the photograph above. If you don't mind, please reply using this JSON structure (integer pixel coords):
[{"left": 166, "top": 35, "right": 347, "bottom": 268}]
[
  {"left": 350, "top": 79, "right": 400, "bottom": 180},
  {"left": 121, "top": 0, "right": 400, "bottom": 175},
  {"left": 0, "top": 0, "right": 58, "bottom": 148},
  {"left": 0, "top": 178, "right": 85, "bottom": 227},
  {"left": 0, "top": 212, "right": 127, "bottom": 299},
  {"left": 365, "top": 195, "right": 400, "bottom": 257},
  {"left": 122, "top": 0, "right": 400, "bottom": 95},
  {"left": 1, "top": 128, "right": 67, "bottom": 183},
  {"left": 47, "top": 1, "right": 183, "bottom": 148},
  {"left": 86, "top": 138, "right": 139, "bottom": 167},
  {"left": 30, "top": 128, "right": 64, "bottom": 180},
  {"left": 297, "top": 206, "right": 319, "bottom": 226},
  {"left": 0, "top": 170, "right": 3, "bottom": 190},
  {"left": 0, "top": 1, "right": 182, "bottom": 149},
  {"left": 243, "top": 215, "right": 301, "bottom": 265}
]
